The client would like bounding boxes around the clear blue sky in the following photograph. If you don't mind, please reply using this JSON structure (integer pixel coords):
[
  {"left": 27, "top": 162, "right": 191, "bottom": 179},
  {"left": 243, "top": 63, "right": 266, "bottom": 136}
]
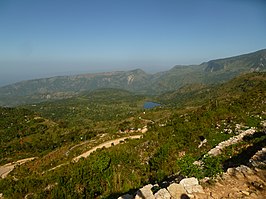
[{"left": 0, "top": 0, "right": 266, "bottom": 85}]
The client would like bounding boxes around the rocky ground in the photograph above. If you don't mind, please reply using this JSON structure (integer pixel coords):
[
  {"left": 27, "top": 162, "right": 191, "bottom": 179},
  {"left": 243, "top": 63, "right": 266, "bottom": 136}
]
[
  {"left": 118, "top": 165, "right": 265, "bottom": 199},
  {"left": 118, "top": 147, "right": 266, "bottom": 199},
  {"left": 201, "top": 165, "right": 266, "bottom": 199}
]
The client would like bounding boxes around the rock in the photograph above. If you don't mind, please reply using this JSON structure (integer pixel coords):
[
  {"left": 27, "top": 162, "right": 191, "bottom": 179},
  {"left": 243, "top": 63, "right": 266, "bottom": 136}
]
[
  {"left": 178, "top": 151, "right": 186, "bottom": 157},
  {"left": 198, "top": 139, "right": 207, "bottom": 148},
  {"left": 261, "top": 120, "right": 266, "bottom": 127},
  {"left": 179, "top": 178, "right": 204, "bottom": 194},
  {"left": 227, "top": 167, "right": 245, "bottom": 178},
  {"left": 251, "top": 181, "right": 264, "bottom": 189},
  {"left": 154, "top": 188, "right": 171, "bottom": 199},
  {"left": 200, "top": 177, "right": 210, "bottom": 184},
  {"left": 191, "top": 185, "right": 204, "bottom": 194},
  {"left": 193, "top": 160, "right": 203, "bottom": 167},
  {"left": 241, "top": 190, "right": 250, "bottom": 196},
  {"left": 118, "top": 194, "right": 133, "bottom": 199},
  {"left": 207, "top": 128, "right": 257, "bottom": 156},
  {"left": 135, "top": 184, "right": 155, "bottom": 199},
  {"left": 249, "top": 147, "right": 266, "bottom": 168},
  {"left": 25, "top": 193, "right": 35, "bottom": 199},
  {"left": 167, "top": 183, "right": 186, "bottom": 199},
  {"left": 180, "top": 177, "right": 199, "bottom": 187},
  {"left": 236, "top": 165, "right": 254, "bottom": 175},
  {"left": 226, "top": 167, "right": 235, "bottom": 175},
  {"left": 184, "top": 184, "right": 205, "bottom": 194},
  {"left": 249, "top": 192, "right": 258, "bottom": 198}
]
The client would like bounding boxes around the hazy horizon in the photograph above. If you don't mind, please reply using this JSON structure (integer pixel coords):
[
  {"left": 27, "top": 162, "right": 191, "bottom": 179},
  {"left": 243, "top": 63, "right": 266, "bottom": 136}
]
[{"left": 1, "top": 0, "right": 266, "bottom": 86}]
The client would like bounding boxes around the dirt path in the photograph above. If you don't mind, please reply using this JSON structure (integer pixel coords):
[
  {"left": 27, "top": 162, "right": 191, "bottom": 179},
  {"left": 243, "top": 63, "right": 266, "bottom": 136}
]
[
  {"left": 46, "top": 135, "right": 143, "bottom": 172},
  {"left": 72, "top": 135, "right": 142, "bottom": 162},
  {"left": 0, "top": 157, "right": 36, "bottom": 178}
]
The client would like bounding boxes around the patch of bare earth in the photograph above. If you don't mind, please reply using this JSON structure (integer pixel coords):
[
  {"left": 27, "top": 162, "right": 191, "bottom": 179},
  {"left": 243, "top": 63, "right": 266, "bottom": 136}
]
[{"left": 198, "top": 166, "right": 266, "bottom": 199}]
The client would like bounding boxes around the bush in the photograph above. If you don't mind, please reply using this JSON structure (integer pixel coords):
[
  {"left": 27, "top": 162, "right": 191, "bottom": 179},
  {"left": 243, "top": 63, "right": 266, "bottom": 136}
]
[
  {"left": 202, "top": 155, "right": 223, "bottom": 177},
  {"left": 176, "top": 155, "right": 203, "bottom": 179}
]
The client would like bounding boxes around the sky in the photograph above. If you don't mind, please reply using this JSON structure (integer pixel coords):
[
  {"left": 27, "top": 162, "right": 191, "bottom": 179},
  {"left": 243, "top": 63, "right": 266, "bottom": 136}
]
[{"left": 0, "top": 0, "right": 266, "bottom": 86}]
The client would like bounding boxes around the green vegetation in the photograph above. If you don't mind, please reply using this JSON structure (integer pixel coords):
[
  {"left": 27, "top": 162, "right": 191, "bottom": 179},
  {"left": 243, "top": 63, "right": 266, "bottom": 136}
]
[
  {"left": 23, "top": 88, "right": 146, "bottom": 128},
  {"left": 176, "top": 155, "right": 223, "bottom": 179},
  {"left": 0, "top": 72, "right": 265, "bottom": 198},
  {"left": 0, "top": 106, "right": 99, "bottom": 165}
]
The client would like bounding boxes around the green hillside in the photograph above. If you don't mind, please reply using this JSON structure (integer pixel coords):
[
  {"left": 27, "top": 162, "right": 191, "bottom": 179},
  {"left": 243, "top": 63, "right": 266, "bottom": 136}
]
[
  {"left": 0, "top": 72, "right": 265, "bottom": 198},
  {"left": 21, "top": 88, "right": 148, "bottom": 130},
  {"left": 159, "top": 72, "right": 266, "bottom": 108},
  {"left": 0, "top": 107, "right": 57, "bottom": 164}
]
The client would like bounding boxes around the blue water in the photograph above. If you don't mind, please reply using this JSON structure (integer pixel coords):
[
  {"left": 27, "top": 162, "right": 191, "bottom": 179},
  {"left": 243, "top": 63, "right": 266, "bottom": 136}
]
[{"left": 143, "top": 101, "right": 161, "bottom": 109}]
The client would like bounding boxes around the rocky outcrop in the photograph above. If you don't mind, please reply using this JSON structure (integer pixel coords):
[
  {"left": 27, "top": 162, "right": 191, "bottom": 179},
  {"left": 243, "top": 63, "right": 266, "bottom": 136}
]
[
  {"left": 118, "top": 178, "right": 204, "bottom": 199},
  {"left": 118, "top": 126, "right": 266, "bottom": 199},
  {"left": 202, "top": 164, "right": 266, "bottom": 199},
  {"left": 119, "top": 163, "right": 266, "bottom": 199},
  {"left": 207, "top": 128, "right": 256, "bottom": 156},
  {"left": 248, "top": 147, "right": 266, "bottom": 168}
]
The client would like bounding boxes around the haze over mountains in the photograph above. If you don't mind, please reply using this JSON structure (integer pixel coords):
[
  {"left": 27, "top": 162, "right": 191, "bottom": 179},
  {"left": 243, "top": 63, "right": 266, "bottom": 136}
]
[{"left": 0, "top": 49, "right": 266, "bottom": 106}]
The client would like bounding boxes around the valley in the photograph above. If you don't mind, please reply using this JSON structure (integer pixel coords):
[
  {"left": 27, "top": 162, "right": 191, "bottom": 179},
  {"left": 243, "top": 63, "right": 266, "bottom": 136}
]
[{"left": 0, "top": 50, "right": 265, "bottom": 198}]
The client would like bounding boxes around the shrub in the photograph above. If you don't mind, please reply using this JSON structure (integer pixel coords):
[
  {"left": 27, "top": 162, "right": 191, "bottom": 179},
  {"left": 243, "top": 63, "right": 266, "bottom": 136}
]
[
  {"left": 202, "top": 155, "right": 223, "bottom": 177},
  {"left": 176, "top": 155, "right": 203, "bottom": 179}
]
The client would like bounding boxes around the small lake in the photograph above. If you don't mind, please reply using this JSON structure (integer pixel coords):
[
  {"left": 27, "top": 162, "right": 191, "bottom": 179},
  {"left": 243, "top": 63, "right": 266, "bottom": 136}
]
[{"left": 143, "top": 101, "right": 161, "bottom": 109}]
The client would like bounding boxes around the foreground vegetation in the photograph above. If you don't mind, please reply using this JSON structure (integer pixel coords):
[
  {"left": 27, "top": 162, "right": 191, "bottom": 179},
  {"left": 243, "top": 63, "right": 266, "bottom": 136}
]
[{"left": 0, "top": 72, "right": 265, "bottom": 198}]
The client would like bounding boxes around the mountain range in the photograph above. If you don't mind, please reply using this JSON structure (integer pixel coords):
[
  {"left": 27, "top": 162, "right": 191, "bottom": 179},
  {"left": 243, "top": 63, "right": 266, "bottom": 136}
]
[{"left": 0, "top": 49, "right": 265, "bottom": 106}]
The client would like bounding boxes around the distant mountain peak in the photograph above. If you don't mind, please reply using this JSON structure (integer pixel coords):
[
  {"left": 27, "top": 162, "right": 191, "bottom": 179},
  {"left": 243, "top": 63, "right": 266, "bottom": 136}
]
[
  {"left": 128, "top": 68, "right": 147, "bottom": 74},
  {"left": 203, "top": 48, "right": 266, "bottom": 73}
]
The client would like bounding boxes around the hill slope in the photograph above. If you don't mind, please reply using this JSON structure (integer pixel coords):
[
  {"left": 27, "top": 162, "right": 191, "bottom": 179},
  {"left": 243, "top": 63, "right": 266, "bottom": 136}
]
[
  {"left": 0, "top": 49, "right": 265, "bottom": 106},
  {"left": 0, "top": 72, "right": 265, "bottom": 198}
]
